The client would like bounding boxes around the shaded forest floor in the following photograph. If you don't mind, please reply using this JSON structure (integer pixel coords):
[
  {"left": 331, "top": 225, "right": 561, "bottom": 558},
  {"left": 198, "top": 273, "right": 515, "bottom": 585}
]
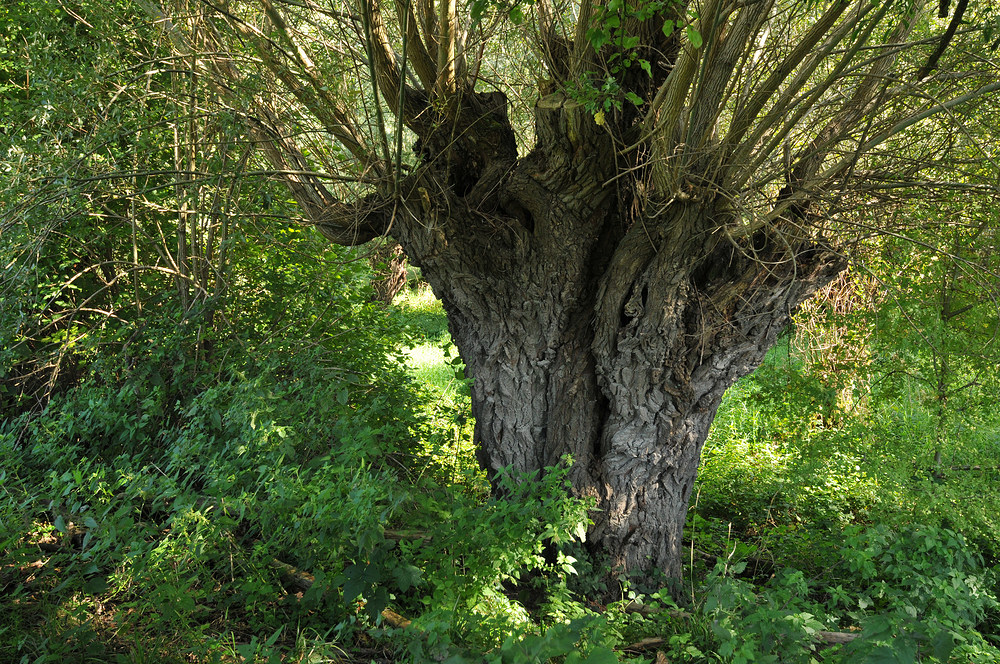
[{"left": 3, "top": 286, "right": 1000, "bottom": 664}]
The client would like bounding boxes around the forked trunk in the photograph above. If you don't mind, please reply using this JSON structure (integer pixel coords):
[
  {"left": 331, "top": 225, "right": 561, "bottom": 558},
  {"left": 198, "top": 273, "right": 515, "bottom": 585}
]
[
  {"left": 403, "top": 203, "right": 842, "bottom": 583},
  {"left": 389, "top": 95, "right": 845, "bottom": 583}
]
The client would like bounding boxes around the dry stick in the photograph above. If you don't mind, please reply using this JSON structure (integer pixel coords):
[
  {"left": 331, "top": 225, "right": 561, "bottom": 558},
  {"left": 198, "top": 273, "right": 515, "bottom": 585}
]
[
  {"left": 618, "top": 602, "right": 861, "bottom": 652},
  {"left": 267, "top": 559, "right": 412, "bottom": 628},
  {"left": 619, "top": 631, "right": 863, "bottom": 650}
]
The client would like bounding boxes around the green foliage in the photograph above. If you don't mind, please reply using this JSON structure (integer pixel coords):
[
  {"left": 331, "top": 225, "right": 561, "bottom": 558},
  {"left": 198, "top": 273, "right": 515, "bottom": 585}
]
[
  {"left": 388, "top": 461, "right": 598, "bottom": 660},
  {"left": 4, "top": 3, "right": 1000, "bottom": 661},
  {"left": 634, "top": 526, "right": 999, "bottom": 664},
  {"left": 564, "top": 0, "right": 700, "bottom": 116},
  {"left": 696, "top": 348, "right": 882, "bottom": 548},
  {"left": 0, "top": 302, "right": 418, "bottom": 656}
]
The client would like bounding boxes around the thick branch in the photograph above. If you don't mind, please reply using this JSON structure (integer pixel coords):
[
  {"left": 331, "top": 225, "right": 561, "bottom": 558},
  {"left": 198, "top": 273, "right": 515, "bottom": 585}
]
[
  {"left": 685, "top": 0, "right": 774, "bottom": 163},
  {"left": 731, "top": 0, "right": 891, "bottom": 189},
  {"left": 361, "top": 0, "right": 403, "bottom": 109},
  {"left": 361, "top": 0, "right": 433, "bottom": 126},
  {"left": 570, "top": 0, "right": 595, "bottom": 78},
  {"left": 434, "top": 0, "right": 456, "bottom": 94},
  {"left": 724, "top": 0, "right": 852, "bottom": 151},
  {"left": 198, "top": 0, "right": 377, "bottom": 166}
]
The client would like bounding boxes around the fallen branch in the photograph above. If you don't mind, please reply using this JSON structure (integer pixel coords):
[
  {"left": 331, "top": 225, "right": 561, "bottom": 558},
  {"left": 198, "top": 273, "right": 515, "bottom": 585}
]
[
  {"left": 269, "top": 559, "right": 316, "bottom": 593},
  {"left": 816, "top": 630, "right": 861, "bottom": 646},
  {"left": 621, "top": 636, "right": 665, "bottom": 651},
  {"left": 623, "top": 600, "right": 690, "bottom": 619},
  {"left": 384, "top": 529, "right": 431, "bottom": 542}
]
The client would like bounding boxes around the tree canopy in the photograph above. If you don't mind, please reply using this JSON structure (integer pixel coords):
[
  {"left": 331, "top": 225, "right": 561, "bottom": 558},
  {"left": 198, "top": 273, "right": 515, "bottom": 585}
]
[{"left": 144, "top": 0, "right": 1000, "bottom": 238}]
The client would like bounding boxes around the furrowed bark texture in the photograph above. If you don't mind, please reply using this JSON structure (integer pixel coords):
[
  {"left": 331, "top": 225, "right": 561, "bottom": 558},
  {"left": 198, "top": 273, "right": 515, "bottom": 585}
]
[
  {"left": 152, "top": 0, "right": 994, "bottom": 585},
  {"left": 369, "top": 241, "right": 408, "bottom": 305},
  {"left": 387, "top": 94, "right": 845, "bottom": 580}
]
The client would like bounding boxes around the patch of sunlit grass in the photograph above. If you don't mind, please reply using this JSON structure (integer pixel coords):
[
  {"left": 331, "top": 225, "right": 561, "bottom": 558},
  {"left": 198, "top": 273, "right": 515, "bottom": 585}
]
[
  {"left": 392, "top": 286, "right": 450, "bottom": 341},
  {"left": 403, "top": 342, "right": 465, "bottom": 399}
]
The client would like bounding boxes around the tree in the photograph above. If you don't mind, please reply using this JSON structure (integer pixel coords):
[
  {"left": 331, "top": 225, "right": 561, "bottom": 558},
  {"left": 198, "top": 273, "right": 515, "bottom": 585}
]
[
  {"left": 869, "top": 197, "right": 1000, "bottom": 468},
  {"left": 369, "top": 239, "right": 409, "bottom": 305},
  {"left": 133, "top": 0, "right": 998, "bottom": 582}
]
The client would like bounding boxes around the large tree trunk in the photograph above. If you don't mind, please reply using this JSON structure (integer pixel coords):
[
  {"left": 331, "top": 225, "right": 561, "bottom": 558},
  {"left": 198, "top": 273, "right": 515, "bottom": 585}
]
[
  {"left": 390, "top": 95, "right": 845, "bottom": 582},
  {"left": 149, "top": 0, "right": 994, "bottom": 589}
]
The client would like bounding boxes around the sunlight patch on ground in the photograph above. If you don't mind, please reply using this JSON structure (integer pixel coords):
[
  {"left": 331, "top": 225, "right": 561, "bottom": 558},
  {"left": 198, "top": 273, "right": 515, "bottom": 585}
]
[
  {"left": 403, "top": 342, "right": 465, "bottom": 399},
  {"left": 393, "top": 285, "right": 467, "bottom": 399}
]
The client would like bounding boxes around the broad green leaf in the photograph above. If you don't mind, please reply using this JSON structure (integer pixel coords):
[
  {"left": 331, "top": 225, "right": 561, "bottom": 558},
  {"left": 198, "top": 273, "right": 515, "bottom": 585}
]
[
  {"left": 83, "top": 576, "right": 108, "bottom": 594},
  {"left": 687, "top": 25, "right": 703, "bottom": 48},
  {"left": 587, "top": 27, "right": 610, "bottom": 50}
]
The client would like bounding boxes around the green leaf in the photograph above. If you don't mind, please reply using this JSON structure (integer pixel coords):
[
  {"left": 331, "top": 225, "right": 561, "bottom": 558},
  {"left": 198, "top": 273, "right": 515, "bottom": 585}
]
[
  {"left": 343, "top": 572, "right": 365, "bottom": 602},
  {"left": 53, "top": 515, "right": 66, "bottom": 533},
  {"left": 587, "top": 27, "right": 610, "bottom": 50},
  {"left": 930, "top": 630, "right": 957, "bottom": 662},
  {"left": 83, "top": 576, "right": 108, "bottom": 595},
  {"left": 264, "top": 627, "right": 283, "bottom": 647},
  {"left": 392, "top": 564, "right": 422, "bottom": 591},
  {"left": 366, "top": 586, "right": 390, "bottom": 618},
  {"left": 469, "top": 0, "right": 488, "bottom": 21},
  {"left": 687, "top": 26, "right": 703, "bottom": 48},
  {"left": 582, "top": 646, "right": 618, "bottom": 664},
  {"left": 662, "top": 19, "right": 675, "bottom": 37},
  {"left": 625, "top": 91, "right": 644, "bottom": 106}
]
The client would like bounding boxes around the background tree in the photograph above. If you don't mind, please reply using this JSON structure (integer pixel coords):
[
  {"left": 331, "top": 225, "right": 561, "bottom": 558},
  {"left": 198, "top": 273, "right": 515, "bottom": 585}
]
[
  {"left": 131, "top": 0, "right": 998, "bottom": 583},
  {"left": 869, "top": 198, "right": 1000, "bottom": 469},
  {"left": 369, "top": 239, "right": 409, "bottom": 305}
]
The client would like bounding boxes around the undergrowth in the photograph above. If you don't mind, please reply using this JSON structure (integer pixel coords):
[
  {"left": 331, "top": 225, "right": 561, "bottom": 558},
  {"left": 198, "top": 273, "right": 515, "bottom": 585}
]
[{"left": 3, "top": 283, "right": 1000, "bottom": 663}]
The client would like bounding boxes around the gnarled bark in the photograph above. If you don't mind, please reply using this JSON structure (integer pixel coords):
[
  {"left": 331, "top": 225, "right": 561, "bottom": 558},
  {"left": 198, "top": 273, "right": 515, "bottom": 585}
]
[
  {"left": 150, "top": 0, "right": 998, "bottom": 584},
  {"left": 384, "top": 95, "right": 845, "bottom": 579},
  {"left": 369, "top": 241, "right": 408, "bottom": 305}
]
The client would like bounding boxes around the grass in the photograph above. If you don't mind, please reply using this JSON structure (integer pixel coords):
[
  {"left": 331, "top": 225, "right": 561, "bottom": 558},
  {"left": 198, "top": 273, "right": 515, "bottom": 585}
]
[
  {"left": 393, "top": 286, "right": 468, "bottom": 401},
  {"left": 389, "top": 286, "right": 482, "bottom": 493},
  {"left": 393, "top": 286, "right": 450, "bottom": 342}
]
